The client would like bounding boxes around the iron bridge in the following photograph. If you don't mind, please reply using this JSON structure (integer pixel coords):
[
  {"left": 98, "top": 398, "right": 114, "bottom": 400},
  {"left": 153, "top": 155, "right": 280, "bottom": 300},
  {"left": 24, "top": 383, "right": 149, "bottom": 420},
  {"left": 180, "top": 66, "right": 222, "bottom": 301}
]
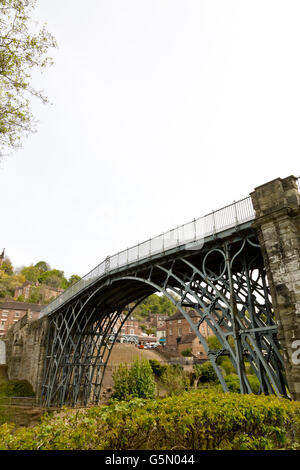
[{"left": 39, "top": 196, "right": 289, "bottom": 407}]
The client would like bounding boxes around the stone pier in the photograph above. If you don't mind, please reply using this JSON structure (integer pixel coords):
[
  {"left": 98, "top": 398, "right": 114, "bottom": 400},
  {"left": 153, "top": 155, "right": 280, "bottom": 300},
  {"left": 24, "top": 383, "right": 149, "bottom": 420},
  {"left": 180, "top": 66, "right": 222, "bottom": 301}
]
[
  {"left": 5, "top": 314, "right": 49, "bottom": 400},
  {"left": 251, "top": 175, "right": 300, "bottom": 400}
]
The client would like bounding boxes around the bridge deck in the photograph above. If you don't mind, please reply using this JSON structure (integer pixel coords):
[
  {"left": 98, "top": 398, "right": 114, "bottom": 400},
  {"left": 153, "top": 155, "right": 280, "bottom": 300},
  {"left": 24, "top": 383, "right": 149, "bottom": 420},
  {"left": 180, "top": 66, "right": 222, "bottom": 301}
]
[{"left": 40, "top": 196, "right": 254, "bottom": 317}]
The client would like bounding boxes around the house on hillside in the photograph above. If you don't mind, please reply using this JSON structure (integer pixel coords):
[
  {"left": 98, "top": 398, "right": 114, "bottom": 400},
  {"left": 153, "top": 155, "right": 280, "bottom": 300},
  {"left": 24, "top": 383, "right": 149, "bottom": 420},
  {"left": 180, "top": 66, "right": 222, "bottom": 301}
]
[
  {"left": 109, "top": 314, "right": 143, "bottom": 344},
  {"left": 0, "top": 301, "right": 42, "bottom": 338},
  {"left": 156, "top": 325, "right": 167, "bottom": 346},
  {"left": 165, "top": 310, "right": 213, "bottom": 358},
  {"left": 14, "top": 281, "right": 64, "bottom": 303},
  {"left": 146, "top": 313, "right": 168, "bottom": 329}
]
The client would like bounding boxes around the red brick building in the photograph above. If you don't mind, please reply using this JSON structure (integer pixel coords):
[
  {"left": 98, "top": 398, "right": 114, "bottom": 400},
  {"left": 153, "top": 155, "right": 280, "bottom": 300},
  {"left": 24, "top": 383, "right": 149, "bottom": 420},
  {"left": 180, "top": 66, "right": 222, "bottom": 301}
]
[
  {"left": 111, "top": 314, "right": 142, "bottom": 340},
  {"left": 165, "top": 310, "right": 212, "bottom": 358},
  {"left": 156, "top": 325, "right": 167, "bottom": 345},
  {"left": 0, "top": 301, "right": 42, "bottom": 338},
  {"left": 117, "top": 314, "right": 141, "bottom": 336},
  {"left": 14, "top": 281, "right": 64, "bottom": 303},
  {"left": 146, "top": 314, "right": 168, "bottom": 329}
]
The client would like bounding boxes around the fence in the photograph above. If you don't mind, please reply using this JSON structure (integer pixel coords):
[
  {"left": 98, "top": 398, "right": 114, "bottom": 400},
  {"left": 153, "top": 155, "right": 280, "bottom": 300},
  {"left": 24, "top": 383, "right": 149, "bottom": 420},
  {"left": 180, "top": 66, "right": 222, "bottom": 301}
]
[
  {"left": 40, "top": 196, "right": 255, "bottom": 317},
  {"left": 0, "top": 396, "right": 37, "bottom": 407}
]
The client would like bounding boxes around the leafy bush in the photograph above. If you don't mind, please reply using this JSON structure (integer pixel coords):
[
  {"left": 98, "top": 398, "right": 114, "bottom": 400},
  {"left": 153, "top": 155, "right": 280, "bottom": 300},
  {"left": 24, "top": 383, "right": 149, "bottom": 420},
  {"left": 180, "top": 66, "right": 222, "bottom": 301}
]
[
  {"left": 160, "top": 364, "right": 190, "bottom": 396},
  {"left": 149, "top": 359, "right": 167, "bottom": 377},
  {"left": 111, "top": 364, "right": 131, "bottom": 400},
  {"left": 224, "top": 375, "right": 261, "bottom": 394},
  {"left": 112, "top": 359, "right": 155, "bottom": 400},
  {"left": 218, "top": 357, "right": 236, "bottom": 376},
  {"left": 128, "top": 359, "right": 155, "bottom": 399},
  {"left": 224, "top": 375, "right": 241, "bottom": 393},
  {"left": 0, "top": 390, "right": 299, "bottom": 450},
  {"left": 247, "top": 375, "right": 261, "bottom": 394},
  {"left": 193, "top": 361, "right": 218, "bottom": 384},
  {"left": 181, "top": 348, "right": 192, "bottom": 357},
  {"left": 0, "top": 380, "right": 34, "bottom": 398}
]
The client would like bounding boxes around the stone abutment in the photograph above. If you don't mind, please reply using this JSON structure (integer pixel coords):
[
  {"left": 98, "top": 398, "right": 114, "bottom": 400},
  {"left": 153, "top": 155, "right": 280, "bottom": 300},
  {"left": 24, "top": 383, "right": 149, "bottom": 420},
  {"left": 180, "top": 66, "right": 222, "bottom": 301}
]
[
  {"left": 5, "top": 314, "right": 49, "bottom": 400},
  {"left": 251, "top": 175, "right": 300, "bottom": 400}
]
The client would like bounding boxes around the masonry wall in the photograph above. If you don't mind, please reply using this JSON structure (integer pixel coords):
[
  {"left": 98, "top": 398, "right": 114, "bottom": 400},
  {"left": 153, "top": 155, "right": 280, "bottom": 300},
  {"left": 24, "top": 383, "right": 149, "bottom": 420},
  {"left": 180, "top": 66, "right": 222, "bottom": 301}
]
[
  {"left": 0, "top": 339, "right": 5, "bottom": 364},
  {"left": 5, "top": 314, "right": 49, "bottom": 399},
  {"left": 251, "top": 175, "right": 300, "bottom": 400}
]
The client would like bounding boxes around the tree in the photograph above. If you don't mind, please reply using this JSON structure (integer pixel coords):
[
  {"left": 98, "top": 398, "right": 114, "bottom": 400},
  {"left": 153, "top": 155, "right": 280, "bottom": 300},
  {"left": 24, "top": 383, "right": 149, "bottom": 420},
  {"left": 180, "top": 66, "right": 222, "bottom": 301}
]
[
  {"left": 0, "top": 257, "right": 13, "bottom": 275},
  {"left": 68, "top": 274, "right": 81, "bottom": 287},
  {"left": 0, "top": 270, "right": 25, "bottom": 298},
  {"left": 20, "top": 265, "right": 40, "bottom": 282},
  {"left": 39, "top": 273, "right": 62, "bottom": 289},
  {"left": 38, "top": 269, "right": 67, "bottom": 288},
  {"left": 133, "top": 293, "right": 177, "bottom": 319},
  {"left": 0, "top": 0, "right": 57, "bottom": 155},
  {"left": 34, "top": 261, "right": 50, "bottom": 273},
  {"left": 193, "top": 362, "right": 218, "bottom": 387},
  {"left": 160, "top": 364, "right": 190, "bottom": 396},
  {"left": 27, "top": 285, "right": 42, "bottom": 303}
]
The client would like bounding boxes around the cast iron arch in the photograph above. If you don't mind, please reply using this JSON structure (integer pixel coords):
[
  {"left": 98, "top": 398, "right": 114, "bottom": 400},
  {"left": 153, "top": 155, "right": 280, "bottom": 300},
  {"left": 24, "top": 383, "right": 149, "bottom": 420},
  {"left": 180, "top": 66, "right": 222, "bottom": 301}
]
[{"left": 41, "top": 235, "right": 289, "bottom": 407}]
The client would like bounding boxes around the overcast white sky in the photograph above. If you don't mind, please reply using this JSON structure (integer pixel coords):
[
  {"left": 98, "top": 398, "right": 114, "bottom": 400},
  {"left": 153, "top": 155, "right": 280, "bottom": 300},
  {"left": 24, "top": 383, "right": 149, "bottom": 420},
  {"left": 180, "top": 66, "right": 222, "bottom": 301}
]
[{"left": 0, "top": 0, "right": 299, "bottom": 279}]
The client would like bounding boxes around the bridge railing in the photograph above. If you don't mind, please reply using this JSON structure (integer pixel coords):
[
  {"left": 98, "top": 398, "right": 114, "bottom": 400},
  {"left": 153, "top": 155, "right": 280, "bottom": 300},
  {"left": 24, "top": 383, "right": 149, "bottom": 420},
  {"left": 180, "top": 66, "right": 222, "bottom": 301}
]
[{"left": 40, "top": 196, "right": 255, "bottom": 317}]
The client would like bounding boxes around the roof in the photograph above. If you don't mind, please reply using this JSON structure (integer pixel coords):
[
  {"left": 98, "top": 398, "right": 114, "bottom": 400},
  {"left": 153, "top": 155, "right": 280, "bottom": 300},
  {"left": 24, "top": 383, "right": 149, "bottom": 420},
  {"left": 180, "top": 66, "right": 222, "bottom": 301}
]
[
  {"left": 165, "top": 309, "right": 201, "bottom": 321},
  {"left": 147, "top": 313, "right": 168, "bottom": 319},
  {"left": 0, "top": 301, "right": 43, "bottom": 312},
  {"left": 179, "top": 332, "right": 197, "bottom": 344},
  {"left": 19, "top": 281, "right": 33, "bottom": 287}
]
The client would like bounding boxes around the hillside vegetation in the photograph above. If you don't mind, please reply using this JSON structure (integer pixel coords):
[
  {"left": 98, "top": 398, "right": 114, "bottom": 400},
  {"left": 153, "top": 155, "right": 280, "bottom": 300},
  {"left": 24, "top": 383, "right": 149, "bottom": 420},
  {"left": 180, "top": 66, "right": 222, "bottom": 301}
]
[
  {"left": 0, "top": 390, "right": 299, "bottom": 450},
  {"left": 132, "top": 293, "right": 178, "bottom": 320},
  {"left": 0, "top": 256, "right": 80, "bottom": 304}
]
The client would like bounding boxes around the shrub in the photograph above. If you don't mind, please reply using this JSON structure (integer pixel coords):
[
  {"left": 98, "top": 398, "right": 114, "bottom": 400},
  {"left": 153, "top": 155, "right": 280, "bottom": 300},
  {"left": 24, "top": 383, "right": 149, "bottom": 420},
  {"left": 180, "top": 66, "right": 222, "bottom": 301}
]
[
  {"left": 149, "top": 359, "right": 166, "bottom": 377},
  {"left": 247, "top": 375, "right": 261, "bottom": 394},
  {"left": 219, "top": 357, "right": 236, "bottom": 376},
  {"left": 0, "top": 390, "right": 299, "bottom": 450},
  {"left": 160, "top": 364, "right": 190, "bottom": 396},
  {"left": 224, "top": 375, "right": 241, "bottom": 393},
  {"left": 181, "top": 348, "right": 192, "bottom": 357},
  {"left": 111, "top": 364, "right": 131, "bottom": 400},
  {"left": 193, "top": 361, "right": 218, "bottom": 384},
  {"left": 0, "top": 380, "right": 34, "bottom": 398},
  {"left": 112, "top": 359, "right": 155, "bottom": 400},
  {"left": 224, "top": 374, "right": 261, "bottom": 394},
  {"left": 128, "top": 359, "right": 155, "bottom": 399}
]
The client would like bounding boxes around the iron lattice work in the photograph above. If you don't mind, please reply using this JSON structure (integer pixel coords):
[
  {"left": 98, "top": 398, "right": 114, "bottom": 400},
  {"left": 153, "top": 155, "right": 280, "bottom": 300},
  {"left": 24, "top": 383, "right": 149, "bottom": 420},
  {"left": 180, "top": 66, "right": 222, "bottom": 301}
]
[{"left": 41, "top": 233, "right": 289, "bottom": 407}]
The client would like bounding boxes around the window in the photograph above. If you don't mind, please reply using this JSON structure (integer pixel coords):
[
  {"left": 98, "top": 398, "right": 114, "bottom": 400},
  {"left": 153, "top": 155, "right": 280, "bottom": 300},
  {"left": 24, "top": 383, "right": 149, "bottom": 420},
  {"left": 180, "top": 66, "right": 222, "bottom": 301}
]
[
  {"left": 130, "top": 329, "right": 134, "bottom": 335},
  {"left": 169, "top": 329, "right": 173, "bottom": 336},
  {"left": 178, "top": 328, "right": 182, "bottom": 336},
  {"left": 178, "top": 319, "right": 181, "bottom": 324},
  {"left": 0, "top": 321, "right": 6, "bottom": 329},
  {"left": 15, "top": 312, "right": 21, "bottom": 318}
]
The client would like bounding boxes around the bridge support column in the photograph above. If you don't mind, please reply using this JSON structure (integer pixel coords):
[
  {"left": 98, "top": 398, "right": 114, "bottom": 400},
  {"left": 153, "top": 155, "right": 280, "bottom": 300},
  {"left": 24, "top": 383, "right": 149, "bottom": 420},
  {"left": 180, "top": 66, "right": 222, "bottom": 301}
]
[{"left": 251, "top": 175, "right": 300, "bottom": 400}]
